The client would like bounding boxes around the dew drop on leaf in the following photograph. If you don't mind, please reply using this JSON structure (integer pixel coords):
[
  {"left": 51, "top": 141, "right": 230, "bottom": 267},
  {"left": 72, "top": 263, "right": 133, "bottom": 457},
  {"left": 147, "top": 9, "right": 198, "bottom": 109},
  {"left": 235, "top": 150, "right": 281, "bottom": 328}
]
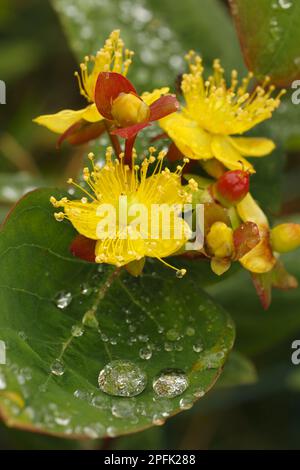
[
  {"left": 111, "top": 399, "right": 136, "bottom": 419},
  {"left": 179, "top": 397, "right": 194, "bottom": 410},
  {"left": 166, "top": 329, "right": 180, "bottom": 341},
  {"left": 107, "top": 425, "right": 118, "bottom": 437},
  {"left": 139, "top": 346, "right": 152, "bottom": 360},
  {"left": 50, "top": 359, "right": 65, "bottom": 376},
  {"left": 80, "top": 283, "right": 93, "bottom": 296},
  {"left": 83, "top": 423, "right": 105, "bottom": 438},
  {"left": 152, "top": 368, "right": 189, "bottom": 398},
  {"left": 185, "top": 326, "right": 195, "bottom": 337},
  {"left": 98, "top": 360, "right": 147, "bottom": 397},
  {"left": 0, "top": 372, "right": 7, "bottom": 390},
  {"left": 55, "top": 291, "right": 72, "bottom": 310},
  {"left": 71, "top": 324, "right": 84, "bottom": 337},
  {"left": 193, "top": 341, "right": 204, "bottom": 353},
  {"left": 278, "top": 0, "right": 293, "bottom": 9},
  {"left": 152, "top": 414, "right": 165, "bottom": 426}
]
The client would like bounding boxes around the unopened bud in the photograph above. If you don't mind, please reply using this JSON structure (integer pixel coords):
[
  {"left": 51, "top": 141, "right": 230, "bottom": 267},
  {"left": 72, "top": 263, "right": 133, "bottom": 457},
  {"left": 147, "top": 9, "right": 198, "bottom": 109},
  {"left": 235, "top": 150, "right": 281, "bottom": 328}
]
[
  {"left": 206, "top": 222, "right": 234, "bottom": 258},
  {"left": 271, "top": 223, "right": 300, "bottom": 253},
  {"left": 111, "top": 92, "right": 150, "bottom": 127},
  {"left": 214, "top": 169, "right": 250, "bottom": 207}
]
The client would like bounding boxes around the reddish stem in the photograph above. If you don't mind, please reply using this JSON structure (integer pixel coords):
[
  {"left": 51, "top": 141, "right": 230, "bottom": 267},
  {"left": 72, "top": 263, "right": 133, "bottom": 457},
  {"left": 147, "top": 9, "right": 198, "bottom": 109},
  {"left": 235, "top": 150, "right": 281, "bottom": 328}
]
[
  {"left": 124, "top": 136, "right": 136, "bottom": 168},
  {"left": 104, "top": 121, "right": 122, "bottom": 157}
]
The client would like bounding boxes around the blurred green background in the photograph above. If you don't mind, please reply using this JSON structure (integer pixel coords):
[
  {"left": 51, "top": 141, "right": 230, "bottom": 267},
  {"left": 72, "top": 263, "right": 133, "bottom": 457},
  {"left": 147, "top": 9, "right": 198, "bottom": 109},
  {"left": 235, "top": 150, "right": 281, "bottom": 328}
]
[{"left": 1, "top": 0, "right": 300, "bottom": 450}]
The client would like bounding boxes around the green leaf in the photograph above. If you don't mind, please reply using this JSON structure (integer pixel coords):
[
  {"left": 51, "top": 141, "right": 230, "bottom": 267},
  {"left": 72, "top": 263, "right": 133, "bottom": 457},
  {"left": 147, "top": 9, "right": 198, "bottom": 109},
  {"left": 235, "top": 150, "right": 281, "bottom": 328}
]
[
  {"left": 207, "top": 249, "right": 300, "bottom": 357},
  {"left": 0, "top": 189, "right": 234, "bottom": 438},
  {"left": 51, "top": 0, "right": 245, "bottom": 90},
  {"left": 230, "top": 0, "right": 300, "bottom": 86}
]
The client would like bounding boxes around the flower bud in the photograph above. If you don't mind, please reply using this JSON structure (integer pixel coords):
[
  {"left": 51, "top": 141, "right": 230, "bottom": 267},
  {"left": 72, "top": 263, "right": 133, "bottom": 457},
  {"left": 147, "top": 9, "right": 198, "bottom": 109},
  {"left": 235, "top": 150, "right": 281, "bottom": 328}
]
[
  {"left": 215, "top": 169, "right": 250, "bottom": 206},
  {"left": 271, "top": 223, "right": 300, "bottom": 253},
  {"left": 206, "top": 222, "right": 234, "bottom": 258},
  {"left": 111, "top": 92, "right": 150, "bottom": 127}
]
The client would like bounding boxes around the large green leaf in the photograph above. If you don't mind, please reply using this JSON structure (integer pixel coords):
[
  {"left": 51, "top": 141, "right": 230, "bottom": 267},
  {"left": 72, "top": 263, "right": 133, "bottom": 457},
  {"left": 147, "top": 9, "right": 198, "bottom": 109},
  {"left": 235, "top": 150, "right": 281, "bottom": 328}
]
[
  {"left": 0, "top": 189, "right": 234, "bottom": 438},
  {"left": 230, "top": 0, "right": 300, "bottom": 86},
  {"left": 51, "top": 0, "right": 244, "bottom": 91}
]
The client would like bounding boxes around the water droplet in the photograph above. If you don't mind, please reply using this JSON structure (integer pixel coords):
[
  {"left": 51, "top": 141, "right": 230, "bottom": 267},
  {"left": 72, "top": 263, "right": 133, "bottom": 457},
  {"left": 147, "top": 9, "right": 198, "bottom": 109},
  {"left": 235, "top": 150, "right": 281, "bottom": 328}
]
[
  {"left": 81, "top": 283, "right": 93, "bottom": 296},
  {"left": 139, "top": 346, "right": 152, "bottom": 360},
  {"left": 74, "top": 389, "right": 90, "bottom": 400},
  {"left": 50, "top": 359, "right": 65, "bottom": 376},
  {"left": 193, "top": 341, "right": 204, "bottom": 353},
  {"left": 164, "top": 342, "right": 173, "bottom": 352},
  {"left": 107, "top": 425, "right": 118, "bottom": 437},
  {"left": 152, "top": 413, "right": 165, "bottom": 426},
  {"left": 166, "top": 329, "right": 180, "bottom": 341},
  {"left": 18, "top": 331, "right": 27, "bottom": 341},
  {"left": 71, "top": 324, "right": 84, "bottom": 337},
  {"left": 294, "top": 57, "right": 300, "bottom": 68},
  {"left": 83, "top": 423, "right": 105, "bottom": 438},
  {"left": 153, "top": 369, "right": 189, "bottom": 398},
  {"left": 179, "top": 397, "right": 194, "bottom": 410},
  {"left": 55, "top": 291, "right": 72, "bottom": 310},
  {"left": 194, "top": 389, "right": 205, "bottom": 398},
  {"left": 185, "top": 326, "right": 195, "bottom": 337},
  {"left": 0, "top": 373, "right": 6, "bottom": 390},
  {"left": 111, "top": 399, "right": 136, "bottom": 419},
  {"left": 278, "top": 0, "right": 293, "bottom": 9},
  {"left": 138, "top": 334, "right": 149, "bottom": 343},
  {"left": 91, "top": 394, "right": 107, "bottom": 409},
  {"left": 98, "top": 360, "right": 147, "bottom": 397},
  {"left": 54, "top": 413, "right": 71, "bottom": 426}
]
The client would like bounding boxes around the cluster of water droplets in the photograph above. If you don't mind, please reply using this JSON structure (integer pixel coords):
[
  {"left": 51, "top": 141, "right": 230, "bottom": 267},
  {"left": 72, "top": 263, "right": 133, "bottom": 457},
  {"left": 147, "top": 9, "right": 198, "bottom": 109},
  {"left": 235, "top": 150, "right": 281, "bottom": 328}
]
[{"left": 55, "top": 0, "right": 185, "bottom": 88}]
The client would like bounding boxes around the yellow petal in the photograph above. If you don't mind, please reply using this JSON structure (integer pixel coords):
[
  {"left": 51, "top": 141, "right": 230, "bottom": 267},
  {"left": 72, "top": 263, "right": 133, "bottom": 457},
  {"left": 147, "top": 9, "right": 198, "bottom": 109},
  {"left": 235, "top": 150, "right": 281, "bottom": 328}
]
[
  {"left": 64, "top": 201, "right": 100, "bottom": 240},
  {"left": 159, "top": 113, "right": 213, "bottom": 159},
  {"left": 211, "top": 258, "right": 231, "bottom": 276},
  {"left": 82, "top": 104, "right": 103, "bottom": 122},
  {"left": 211, "top": 135, "right": 255, "bottom": 173},
  {"left": 229, "top": 137, "right": 275, "bottom": 157},
  {"left": 141, "top": 87, "right": 170, "bottom": 106},
  {"left": 237, "top": 193, "right": 269, "bottom": 228},
  {"left": 144, "top": 219, "right": 190, "bottom": 259},
  {"left": 33, "top": 107, "right": 89, "bottom": 134},
  {"left": 240, "top": 236, "right": 276, "bottom": 274}
]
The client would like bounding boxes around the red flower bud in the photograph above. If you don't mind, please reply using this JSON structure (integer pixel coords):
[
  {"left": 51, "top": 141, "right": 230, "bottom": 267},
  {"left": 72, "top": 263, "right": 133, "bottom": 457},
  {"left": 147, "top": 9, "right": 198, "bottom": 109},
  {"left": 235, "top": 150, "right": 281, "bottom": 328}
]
[{"left": 215, "top": 170, "right": 250, "bottom": 206}]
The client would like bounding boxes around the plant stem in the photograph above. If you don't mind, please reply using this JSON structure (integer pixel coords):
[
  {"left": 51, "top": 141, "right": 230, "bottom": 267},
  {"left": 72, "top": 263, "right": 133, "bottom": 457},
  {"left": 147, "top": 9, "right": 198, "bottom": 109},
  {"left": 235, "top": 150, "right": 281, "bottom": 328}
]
[{"left": 104, "top": 121, "right": 122, "bottom": 157}]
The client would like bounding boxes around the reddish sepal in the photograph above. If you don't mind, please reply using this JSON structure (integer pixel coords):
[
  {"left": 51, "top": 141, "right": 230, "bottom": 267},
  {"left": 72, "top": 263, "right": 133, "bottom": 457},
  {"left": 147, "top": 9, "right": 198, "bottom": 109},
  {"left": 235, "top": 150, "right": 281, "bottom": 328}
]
[
  {"left": 233, "top": 222, "right": 260, "bottom": 259},
  {"left": 94, "top": 72, "right": 137, "bottom": 120},
  {"left": 252, "top": 272, "right": 272, "bottom": 310},
  {"left": 70, "top": 234, "right": 96, "bottom": 263},
  {"left": 149, "top": 95, "right": 179, "bottom": 121},
  {"left": 111, "top": 121, "right": 149, "bottom": 139},
  {"left": 58, "top": 120, "right": 106, "bottom": 147}
]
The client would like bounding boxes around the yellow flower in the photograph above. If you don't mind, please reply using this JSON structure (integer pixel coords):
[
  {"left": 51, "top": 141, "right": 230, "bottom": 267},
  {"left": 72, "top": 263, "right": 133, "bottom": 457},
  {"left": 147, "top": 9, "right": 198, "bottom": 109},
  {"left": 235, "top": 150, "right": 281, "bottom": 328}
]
[
  {"left": 51, "top": 148, "right": 194, "bottom": 276},
  {"left": 33, "top": 30, "right": 169, "bottom": 135},
  {"left": 160, "top": 52, "right": 285, "bottom": 173}
]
